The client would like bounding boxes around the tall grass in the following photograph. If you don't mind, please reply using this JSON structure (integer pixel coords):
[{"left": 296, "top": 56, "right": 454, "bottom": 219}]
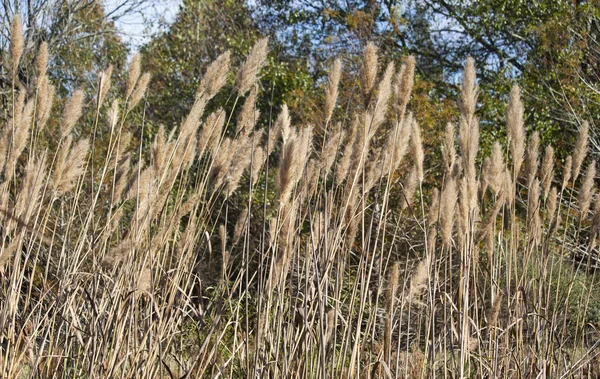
[{"left": 1, "top": 17, "right": 599, "bottom": 378}]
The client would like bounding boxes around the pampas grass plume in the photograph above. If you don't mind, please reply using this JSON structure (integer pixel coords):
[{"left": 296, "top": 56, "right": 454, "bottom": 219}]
[
  {"left": 572, "top": 121, "right": 589, "bottom": 182},
  {"left": 236, "top": 38, "right": 269, "bottom": 96},
  {"left": 361, "top": 42, "right": 379, "bottom": 98},
  {"left": 126, "top": 53, "right": 141, "bottom": 99},
  {"left": 61, "top": 89, "right": 84, "bottom": 138},
  {"left": 10, "top": 15, "right": 24, "bottom": 75},
  {"left": 507, "top": 85, "right": 525, "bottom": 176},
  {"left": 325, "top": 59, "right": 342, "bottom": 125},
  {"left": 36, "top": 41, "right": 49, "bottom": 78},
  {"left": 540, "top": 145, "right": 554, "bottom": 200}
]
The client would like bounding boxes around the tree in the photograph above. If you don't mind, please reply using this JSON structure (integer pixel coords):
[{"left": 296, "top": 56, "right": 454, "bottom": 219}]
[
  {"left": 141, "top": 0, "right": 315, "bottom": 131},
  {"left": 250, "top": 0, "right": 600, "bottom": 156}
]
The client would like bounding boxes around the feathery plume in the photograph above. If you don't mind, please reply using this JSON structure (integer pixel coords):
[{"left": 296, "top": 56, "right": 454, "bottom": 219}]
[
  {"left": 525, "top": 131, "right": 540, "bottom": 186},
  {"left": 361, "top": 42, "right": 379, "bottom": 101},
  {"left": 53, "top": 138, "right": 90, "bottom": 196},
  {"left": 36, "top": 79, "right": 54, "bottom": 130},
  {"left": 268, "top": 104, "right": 290, "bottom": 155},
  {"left": 236, "top": 86, "right": 259, "bottom": 136},
  {"left": 411, "top": 119, "right": 424, "bottom": 183},
  {"left": 108, "top": 99, "right": 120, "bottom": 135},
  {"left": 277, "top": 126, "right": 312, "bottom": 207},
  {"left": 98, "top": 65, "right": 113, "bottom": 108},
  {"left": 250, "top": 146, "right": 266, "bottom": 186},
  {"left": 10, "top": 15, "right": 24, "bottom": 75},
  {"left": 546, "top": 187, "right": 558, "bottom": 223},
  {"left": 401, "top": 166, "right": 419, "bottom": 210},
  {"left": 321, "top": 125, "right": 345, "bottom": 175},
  {"left": 487, "top": 290, "right": 504, "bottom": 328},
  {"left": 197, "top": 50, "right": 231, "bottom": 101},
  {"left": 527, "top": 179, "right": 542, "bottom": 246},
  {"left": 224, "top": 136, "right": 253, "bottom": 197},
  {"left": 335, "top": 117, "right": 359, "bottom": 185},
  {"left": 198, "top": 109, "right": 225, "bottom": 157},
  {"left": 540, "top": 145, "right": 554, "bottom": 200},
  {"left": 126, "top": 53, "right": 141, "bottom": 99},
  {"left": 15, "top": 153, "right": 47, "bottom": 222},
  {"left": 368, "top": 62, "right": 394, "bottom": 135},
  {"left": 440, "top": 176, "right": 458, "bottom": 247},
  {"left": 383, "top": 114, "right": 412, "bottom": 174},
  {"left": 60, "top": 89, "right": 84, "bottom": 138},
  {"left": 443, "top": 122, "right": 456, "bottom": 173},
  {"left": 572, "top": 121, "right": 589, "bottom": 182},
  {"left": 236, "top": 38, "right": 269, "bottom": 96},
  {"left": 578, "top": 161, "right": 596, "bottom": 221},
  {"left": 394, "top": 55, "right": 416, "bottom": 120},
  {"left": 428, "top": 187, "right": 440, "bottom": 226},
  {"left": 460, "top": 57, "right": 478, "bottom": 122},
  {"left": 6, "top": 100, "right": 34, "bottom": 176},
  {"left": 591, "top": 194, "right": 600, "bottom": 237},
  {"left": 153, "top": 125, "right": 167, "bottom": 174},
  {"left": 128, "top": 72, "right": 151, "bottom": 110},
  {"left": 485, "top": 142, "right": 504, "bottom": 196},
  {"left": 562, "top": 155, "right": 573, "bottom": 191},
  {"left": 36, "top": 41, "right": 49, "bottom": 78},
  {"left": 503, "top": 168, "right": 515, "bottom": 206},
  {"left": 324, "top": 59, "right": 342, "bottom": 125},
  {"left": 407, "top": 254, "right": 431, "bottom": 304},
  {"left": 507, "top": 85, "right": 525, "bottom": 176},
  {"left": 233, "top": 206, "right": 249, "bottom": 246}
]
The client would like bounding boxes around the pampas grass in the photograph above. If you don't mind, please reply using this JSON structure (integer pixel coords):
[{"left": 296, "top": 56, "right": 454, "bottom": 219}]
[{"left": 2, "top": 18, "right": 599, "bottom": 379}]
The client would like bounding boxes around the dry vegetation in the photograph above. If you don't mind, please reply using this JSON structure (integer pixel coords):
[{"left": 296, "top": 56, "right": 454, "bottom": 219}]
[{"left": 1, "top": 16, "right": 600, "bottom": 378}]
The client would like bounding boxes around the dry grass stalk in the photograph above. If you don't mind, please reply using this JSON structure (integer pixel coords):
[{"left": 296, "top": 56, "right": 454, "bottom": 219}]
[{"left": 384, "top": 262, "right": 400, "bottom": 364}]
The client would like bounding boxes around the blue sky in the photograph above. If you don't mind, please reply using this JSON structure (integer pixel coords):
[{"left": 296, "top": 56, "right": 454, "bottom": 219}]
[{"left": 104, "top": 0, "right": 182, "bottom": 51}]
